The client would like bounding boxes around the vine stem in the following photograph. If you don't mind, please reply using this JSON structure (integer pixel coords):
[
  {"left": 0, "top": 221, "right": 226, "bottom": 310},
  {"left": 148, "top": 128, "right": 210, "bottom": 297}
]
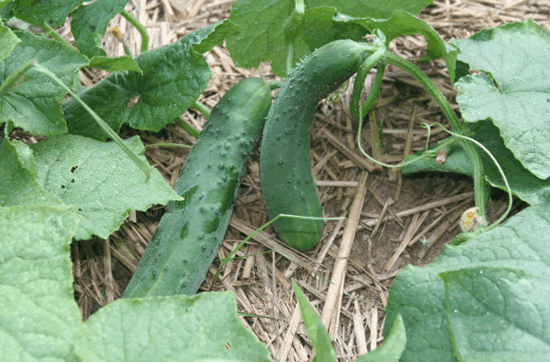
[
  {"left": 174, "top": 117, "right": 200, "bottom": 138},
  {"left": 43, "top": 23, "right": 75, "bottom": 51},
  {"left": 120, "top": 10, "right": 149, "bottom": 53},
  {"left": 350, "top": 47, "right": 386, "bottom": 119},
  {"left": 383, "top": 52, "right": 488, "bottom": 218},
  {"left": 192, "top": 100, "right": 211, "bottom": 118},
  {"left": 0, "top": 59, "right": 35, "bottom": 97}
]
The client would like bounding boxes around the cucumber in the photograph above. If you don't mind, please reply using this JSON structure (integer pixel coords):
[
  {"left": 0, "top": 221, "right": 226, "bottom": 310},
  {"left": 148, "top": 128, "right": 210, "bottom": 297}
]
[
  {"left": 260, "top": 39, "right": 372, "bottom": 251},
  {"left": 123, "top": 77, "right": 271, "bottom": 298}
]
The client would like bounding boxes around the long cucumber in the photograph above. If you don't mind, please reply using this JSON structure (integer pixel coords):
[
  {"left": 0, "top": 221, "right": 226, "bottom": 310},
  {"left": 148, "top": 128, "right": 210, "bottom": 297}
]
[
  {"left": 260, "top": 39, "right": 372, "bottom": 251},
  {"left": 123, "top": 77, "right": 271, "bottom": 297}
]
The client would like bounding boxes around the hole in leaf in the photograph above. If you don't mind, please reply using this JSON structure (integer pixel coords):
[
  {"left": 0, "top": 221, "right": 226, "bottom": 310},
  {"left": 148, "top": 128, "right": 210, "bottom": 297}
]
[
  {"left": 70, "top": 166, "right": 78, "bottom": 173},
  {"left": 225, "top": 343, "right": 231, "bottom": 350},
  {"left": 128, "top": 95, "right": 139, "bottom": 110},
  {"left": 61, "top": 185, "right": 65, "bottom": 189}
]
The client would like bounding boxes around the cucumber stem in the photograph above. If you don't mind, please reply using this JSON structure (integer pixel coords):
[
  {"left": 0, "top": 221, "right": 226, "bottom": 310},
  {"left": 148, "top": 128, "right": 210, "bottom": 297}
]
[
  {"left": 42, "top": 22, "right": 75, "bottom": 51},
  {"left": 0, "top": 59, "right": 35, "bottom": 97},
  {"left": 192, "top": 100, "right": 211, "bottom": 118},
  {"left": 383, "top": 52, "right": 487, "bottom": 218},
  {"left": 350, "top": 48, "right": 386, "bottom": 119},
  {"left": 267, "top": 80, "right": 284, "bottom": 90},
  {"left": 174, "top": 117, "right": 200, "bottom": 138},
  {"left": 120, "top": 10, "right": 149, "bottom": 53}
]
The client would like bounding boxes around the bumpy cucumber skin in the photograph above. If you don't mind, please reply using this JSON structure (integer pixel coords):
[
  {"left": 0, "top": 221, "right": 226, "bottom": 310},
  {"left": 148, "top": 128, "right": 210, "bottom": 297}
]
[
  {"left": 123, "top": 78, "right": 271, "bottom": 298},
  {"left": 260, "top": 39, "right": 371, "bottom": 251}
]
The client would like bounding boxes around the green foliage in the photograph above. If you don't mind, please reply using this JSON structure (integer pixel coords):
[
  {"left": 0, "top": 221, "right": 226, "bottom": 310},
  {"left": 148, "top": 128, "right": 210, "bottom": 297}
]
[{"left": 2, "top": 0, "right": 550, "bottom": 360}]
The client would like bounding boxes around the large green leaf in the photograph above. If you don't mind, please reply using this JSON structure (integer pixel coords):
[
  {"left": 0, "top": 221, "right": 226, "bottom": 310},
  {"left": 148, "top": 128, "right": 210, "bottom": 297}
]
[
  {"left": 0, "top": 31, "right": 88, "bottom": 136},
  {"left": 453, "top": 19, "right": 550, "bottom": 180},
  {"left": 0, "top": 205, "right": 81, "bottom": 362},
  {"left": 402, "top": 120, "right": 550, "bottom": 206},
  {"left": 31, "top": 134, "right": 183, "bottom": 240},
  {"left": 0, "top": 137, "right": 66, "bottom": 207},
  {"left": 384, "top": 201, "right": 550, "bottom": 362},
  {"left": 71, "top": 0, "right": 129, "bottom": 58},
  {"left": 441, "top": 267, "right": 550, "bottom": 361},
  {"left": 13, "top": 0, "right": 82, "bottom": 27},
  {"left": 74, "top": 292, "right": 271, "bottom": 362},
  {"left": 63, "top": 21, "right": 230, "bottom": 140},
  {"left": 226, "top": 0, "right": 434, "bottom": 76}
]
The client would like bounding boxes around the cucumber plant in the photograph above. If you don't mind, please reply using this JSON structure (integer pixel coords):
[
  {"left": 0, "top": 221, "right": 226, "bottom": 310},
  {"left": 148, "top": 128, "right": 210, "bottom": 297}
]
[
  {"left": 260, "top": 39, "right": 377, "bottom": 251},
  {"left": 123, "top": 77, "right": 272, "bottom": 297}
]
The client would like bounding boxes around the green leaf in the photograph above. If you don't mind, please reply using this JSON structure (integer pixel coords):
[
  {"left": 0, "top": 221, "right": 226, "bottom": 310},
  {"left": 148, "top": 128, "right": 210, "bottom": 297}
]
[
  {"left": 71, "top": 0, "right": 129, "bottom": 58},
  {"left": 356, "top": 314, "right": 406, "bottom": 362},
  {"left": 453, "top": 19, "right": 550, "bottom": 180},
  {"left": 13, "top": 0, "right": 83, "bottom": 27},
  {"left": 402, "top": 120, "right": 550, "bottom": 206},
  {"left": 0, "top": 31, "right": 88, "bottom": 136},
  {"left": 442, "top": 267, "right": 550, "bottom": 361},
  {"left": 384, "top": 201, "right": 550, "bottom": 362},
  {"left": 0, "top": 137, "right": 67, "bottom": 207},
  {"left": 87, "top": 55, "right": 143, "bottom": 74},
  {"left": 292, "top": 280, "right": 336, "bottom": 362},
  {"left": 63, "top": 21, "right": 228, "bottom": 140},
  {"left": 226, "top": 0, "right": 434, "bottom": 76},
  {"left": 74, "top": 292, "right": 271, "bottom": 362},
  {"left": 0, "top": 18, "right": 20, "bottom": 62},
  {"left": 0, "top": 205, "right": 81, "bottom": 361},
  {"left": 31, "top": 134, "right": 183, "bottom": 240}
]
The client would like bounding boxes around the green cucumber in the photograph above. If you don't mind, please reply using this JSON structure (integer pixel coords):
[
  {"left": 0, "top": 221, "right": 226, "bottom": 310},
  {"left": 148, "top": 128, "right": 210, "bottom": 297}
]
[
  {"left": 123, "top": 77, "right": 271, "bottom": 298},
  {"left": 260, "top": 39, "right": 372, "bottom": 251}
]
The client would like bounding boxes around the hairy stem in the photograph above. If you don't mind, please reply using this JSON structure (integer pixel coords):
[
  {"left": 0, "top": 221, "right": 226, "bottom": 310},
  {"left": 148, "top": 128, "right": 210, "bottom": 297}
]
[
  {"left": 383, "top": 52, "right": 487, "bottom": 217},
  {"left": 0, "top": 59, "right": 35, "bottom": 97}
]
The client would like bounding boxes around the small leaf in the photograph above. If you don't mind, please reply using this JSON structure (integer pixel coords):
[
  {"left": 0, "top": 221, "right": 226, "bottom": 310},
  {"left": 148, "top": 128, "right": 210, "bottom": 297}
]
[
  {"left": 0, "top": 205, "right": 81, "bottom": 361},
  {"left": 70, "top": 0, "right": 129, "bottom": 58},
  {"left": 453, "top": 19, "right": 550, "bottom": 180},
  {"left": 356, "top": 314, "right": 406, "bottom": 362},
  {"left": 292, "top": 280, "right": 336, "bottom": 362},
  {"left": 441, "top": 267, "right": 550, "bottom": 360},
  {"left": 87, "top": 55, "right": 143, "bottom": 74},
  {"left": 74, "top": 292, "right": 271, "bottom": 362},
  {"left": 31, "top": 134, "right": 183, "bottom": 240}
]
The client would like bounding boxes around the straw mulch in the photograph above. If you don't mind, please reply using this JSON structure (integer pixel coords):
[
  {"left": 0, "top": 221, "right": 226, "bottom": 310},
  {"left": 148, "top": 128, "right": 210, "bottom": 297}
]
[{"left": 48, "top": 0, "right": 549, "bottom": 361}]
